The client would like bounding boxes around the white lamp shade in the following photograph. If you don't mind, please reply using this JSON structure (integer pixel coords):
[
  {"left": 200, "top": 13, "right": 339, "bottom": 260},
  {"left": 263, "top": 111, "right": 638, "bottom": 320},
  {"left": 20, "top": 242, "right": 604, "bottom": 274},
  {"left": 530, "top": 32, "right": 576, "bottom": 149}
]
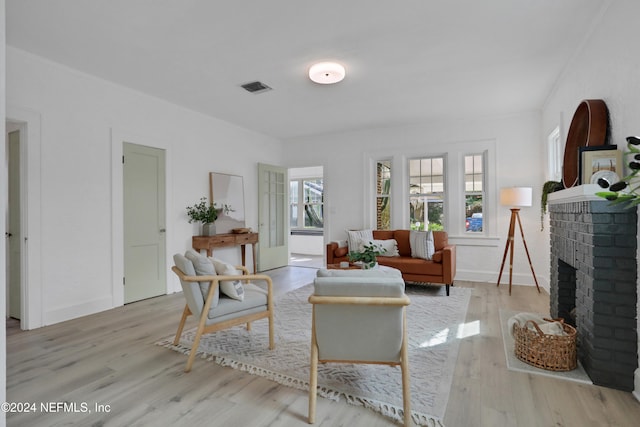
[
  {"left": 500, "top": 187, "right": 532, "bottom": 207},
  {"left": 308, "top": 62, "right": 346, "bottom": 84}
]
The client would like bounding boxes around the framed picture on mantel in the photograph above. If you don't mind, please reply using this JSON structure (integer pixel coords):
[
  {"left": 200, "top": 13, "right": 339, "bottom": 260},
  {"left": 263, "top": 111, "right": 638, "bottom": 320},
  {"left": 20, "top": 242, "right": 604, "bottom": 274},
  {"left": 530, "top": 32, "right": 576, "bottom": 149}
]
[{"left": 579, "top": 145, "right": 621, "bottom": 185}]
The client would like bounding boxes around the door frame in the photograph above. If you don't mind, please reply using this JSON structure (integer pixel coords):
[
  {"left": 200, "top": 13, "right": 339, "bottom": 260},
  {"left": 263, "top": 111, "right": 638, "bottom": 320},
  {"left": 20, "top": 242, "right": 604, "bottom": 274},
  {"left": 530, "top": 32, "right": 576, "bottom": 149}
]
[
  {"left": 6, "top": 106, "right": 43, "bottom": 330},
  {"left": 111, "top": 129, "right": 173, "bottom": 306},
  {"left": 257, "top": 163, "right": 289, "bottom": 271}
]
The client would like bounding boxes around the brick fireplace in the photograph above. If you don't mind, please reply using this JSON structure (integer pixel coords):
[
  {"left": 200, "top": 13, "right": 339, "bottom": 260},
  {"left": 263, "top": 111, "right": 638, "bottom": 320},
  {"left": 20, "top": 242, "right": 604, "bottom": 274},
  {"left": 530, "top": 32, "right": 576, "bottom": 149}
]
[{"left": 548, "top": 187, "right": 638, "bottom": 391}]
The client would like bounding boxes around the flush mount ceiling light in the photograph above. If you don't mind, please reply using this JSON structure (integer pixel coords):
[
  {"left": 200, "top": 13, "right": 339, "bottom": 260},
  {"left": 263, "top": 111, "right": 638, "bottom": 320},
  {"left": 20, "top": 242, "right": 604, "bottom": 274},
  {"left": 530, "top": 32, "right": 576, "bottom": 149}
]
[{"left": 308, "top": 62, "right": 346, "bottom": 84}]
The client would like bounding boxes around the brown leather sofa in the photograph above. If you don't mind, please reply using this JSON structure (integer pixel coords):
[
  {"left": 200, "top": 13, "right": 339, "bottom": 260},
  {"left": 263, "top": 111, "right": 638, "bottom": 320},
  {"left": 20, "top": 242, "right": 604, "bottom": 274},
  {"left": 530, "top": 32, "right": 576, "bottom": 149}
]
[{"left": 326, "top": 230, "right": 456, "bottom": 295}]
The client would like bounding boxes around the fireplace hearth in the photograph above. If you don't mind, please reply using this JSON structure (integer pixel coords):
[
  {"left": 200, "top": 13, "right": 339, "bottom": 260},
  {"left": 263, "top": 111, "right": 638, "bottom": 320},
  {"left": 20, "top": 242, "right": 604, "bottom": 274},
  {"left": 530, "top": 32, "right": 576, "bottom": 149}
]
[{"left": 549, "top": 192, "right": 638, "bottom": 391}]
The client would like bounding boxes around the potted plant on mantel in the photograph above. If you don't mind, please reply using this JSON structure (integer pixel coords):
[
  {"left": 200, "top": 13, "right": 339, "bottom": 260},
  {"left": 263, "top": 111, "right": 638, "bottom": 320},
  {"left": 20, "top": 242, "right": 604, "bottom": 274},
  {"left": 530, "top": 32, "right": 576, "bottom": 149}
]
[
  {"left": 348, "top": 242, "right": 386, "bottom": 269},
  {"left": 186, "top": 197, "right": 218, "bottom": 236}
]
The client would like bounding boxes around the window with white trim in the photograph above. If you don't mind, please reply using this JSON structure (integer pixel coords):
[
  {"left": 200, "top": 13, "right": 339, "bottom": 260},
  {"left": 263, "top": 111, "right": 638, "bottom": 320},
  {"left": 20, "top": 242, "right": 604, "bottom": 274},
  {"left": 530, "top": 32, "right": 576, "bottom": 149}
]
[
  {"left": 409, "top": 156, "right": 445, "bottom": 231},
  {"left": 548, "top": 126, "right": 562, "bottom": 181},
  {"left": 376, "top": 160, "right": 391, "bottom": 230},
  {"left": 289, "top": 178, "right": 323, "bottom": 231},
  {"left": 464, "top": 153, "right": 484, "bottom": 233}
]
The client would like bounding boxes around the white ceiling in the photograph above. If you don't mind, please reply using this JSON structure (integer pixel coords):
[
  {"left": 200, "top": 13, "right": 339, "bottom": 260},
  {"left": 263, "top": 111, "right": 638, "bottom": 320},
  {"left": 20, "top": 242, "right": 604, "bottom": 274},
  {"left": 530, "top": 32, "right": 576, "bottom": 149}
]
[{"left": 6, "top": 0, "right": 609, "bottom": 140}]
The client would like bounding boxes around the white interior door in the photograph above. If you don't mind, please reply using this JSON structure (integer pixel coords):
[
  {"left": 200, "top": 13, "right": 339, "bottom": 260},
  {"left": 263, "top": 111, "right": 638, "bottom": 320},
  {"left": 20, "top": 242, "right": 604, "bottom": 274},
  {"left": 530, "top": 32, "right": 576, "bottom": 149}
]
[
  {"left": 258, "top": 163, "right": 288, "bottom": 271},
  {"left": 123, "top": 142, "right": 166, "bottom": 303},
  {"left": 7, "top": 130, "right": 21, "bottom": 319}
]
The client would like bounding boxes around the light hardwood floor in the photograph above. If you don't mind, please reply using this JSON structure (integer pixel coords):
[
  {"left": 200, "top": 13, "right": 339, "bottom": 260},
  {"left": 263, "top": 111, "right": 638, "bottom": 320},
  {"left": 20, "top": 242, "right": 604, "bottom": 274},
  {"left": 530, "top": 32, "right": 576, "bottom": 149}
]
[{"left": 6, "top": 268, "right": 640, "bottom": 426}]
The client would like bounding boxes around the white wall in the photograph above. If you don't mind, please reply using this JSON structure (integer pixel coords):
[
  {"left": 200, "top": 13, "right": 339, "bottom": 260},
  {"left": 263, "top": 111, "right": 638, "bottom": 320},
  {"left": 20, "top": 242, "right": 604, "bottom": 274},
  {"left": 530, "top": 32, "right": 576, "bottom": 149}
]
[
  {"left": 284, "top": 111, "right": 547, "bottom": 287},
  {"left": 1, "top": 0, "right": 7, "bottom": 422},
  {"left": 6, "top": 47, "right": 284, "bottom": 327},
  {"left": 540, "top": 0, "right": 640, "bottom": 400}
]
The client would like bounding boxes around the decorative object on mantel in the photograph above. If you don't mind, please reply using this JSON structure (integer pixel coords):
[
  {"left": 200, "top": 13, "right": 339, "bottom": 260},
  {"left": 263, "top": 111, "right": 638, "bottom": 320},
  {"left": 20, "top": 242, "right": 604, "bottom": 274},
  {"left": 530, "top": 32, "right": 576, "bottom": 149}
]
[
  {"left": 562, "top": 99, "right": 609, "bottom": 188},
  {"left": 496, "top": 187, "right": 541, "bottom": 295},
  {"left": 596, "top": 135, "right": 640, "bottom": 207},
  {"left": 348, "top": 241, "right": 386, "bottom": 269},
  {"left": 540, "top": 180, "right": 564, "bottom": 230},
  {"left": 186, "top": 197, "right": 219, "bottom": 236},
  {"left": 578, "top": 145, "right": 621, "bottom": 185}
]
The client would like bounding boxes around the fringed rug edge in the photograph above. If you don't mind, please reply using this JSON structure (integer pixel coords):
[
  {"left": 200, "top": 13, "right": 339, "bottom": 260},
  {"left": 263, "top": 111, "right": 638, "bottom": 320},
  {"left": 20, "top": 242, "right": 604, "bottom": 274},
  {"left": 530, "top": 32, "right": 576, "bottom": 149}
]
[{"left": 156, "top": 339, "right": 445, "bottom": 427}]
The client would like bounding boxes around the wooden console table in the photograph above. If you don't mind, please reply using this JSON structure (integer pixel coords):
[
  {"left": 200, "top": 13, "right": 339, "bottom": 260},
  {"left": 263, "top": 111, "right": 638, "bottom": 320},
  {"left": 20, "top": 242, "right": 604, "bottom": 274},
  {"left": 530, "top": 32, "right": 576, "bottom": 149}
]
[{"left": 192, "top": 232, "right": 259, "bottom": 273}]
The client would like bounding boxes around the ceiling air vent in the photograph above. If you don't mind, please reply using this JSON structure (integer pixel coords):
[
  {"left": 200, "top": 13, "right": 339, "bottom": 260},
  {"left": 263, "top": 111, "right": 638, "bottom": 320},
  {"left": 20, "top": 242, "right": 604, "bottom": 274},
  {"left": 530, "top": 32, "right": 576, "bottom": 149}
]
[{"left": 241, "top": 81, "right": 272, "bottom": 94}]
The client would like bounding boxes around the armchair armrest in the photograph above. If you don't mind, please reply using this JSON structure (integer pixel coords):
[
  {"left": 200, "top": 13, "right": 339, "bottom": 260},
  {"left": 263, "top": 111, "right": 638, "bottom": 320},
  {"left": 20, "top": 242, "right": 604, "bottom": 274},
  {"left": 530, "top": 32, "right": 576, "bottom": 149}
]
[{"left": 171, "top": 265, "right": 274, "bottom": 307}]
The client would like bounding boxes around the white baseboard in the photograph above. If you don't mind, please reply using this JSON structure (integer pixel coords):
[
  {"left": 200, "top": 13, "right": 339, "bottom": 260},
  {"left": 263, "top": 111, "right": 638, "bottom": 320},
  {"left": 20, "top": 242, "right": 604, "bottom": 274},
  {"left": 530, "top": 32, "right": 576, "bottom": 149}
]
[
  {"left": 455, "top": 270, "right": 550, "bottom": 292},
  {"left": 43, "top": 296, "right": 113, "bottom": 327}
]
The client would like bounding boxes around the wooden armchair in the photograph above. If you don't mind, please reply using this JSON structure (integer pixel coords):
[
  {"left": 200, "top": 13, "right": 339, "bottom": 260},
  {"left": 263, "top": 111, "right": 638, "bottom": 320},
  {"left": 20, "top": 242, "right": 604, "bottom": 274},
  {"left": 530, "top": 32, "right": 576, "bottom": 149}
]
[
  {"left": 172, "top": 251, "right": 274, "bottom": 372},
  {"left": 308, "top": 268, "right": 412, "bottom": 425}
]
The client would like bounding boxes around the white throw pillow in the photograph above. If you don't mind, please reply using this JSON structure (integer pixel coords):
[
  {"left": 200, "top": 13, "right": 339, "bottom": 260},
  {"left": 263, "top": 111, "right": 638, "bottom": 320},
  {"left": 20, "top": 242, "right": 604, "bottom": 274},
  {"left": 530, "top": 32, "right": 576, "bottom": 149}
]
[
  {"left": 346, "top": 229, "right": 374, "bottom": 253},
  {"left": 359, "top": 239, "right": 399, "bottom": 257},
  {"left": 210, "top": 258, "right": 245, "bottom": 301},
  {"left": 409, "top": 230, "right": 435, "bottom": 260}
]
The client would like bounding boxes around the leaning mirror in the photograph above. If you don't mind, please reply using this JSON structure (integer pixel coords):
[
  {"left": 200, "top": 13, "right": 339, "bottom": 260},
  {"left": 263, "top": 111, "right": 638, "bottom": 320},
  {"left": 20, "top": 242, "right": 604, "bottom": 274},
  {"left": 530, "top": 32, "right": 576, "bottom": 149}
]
[{"left": 209, "top": 172, "right": 246, "bottom": 234}]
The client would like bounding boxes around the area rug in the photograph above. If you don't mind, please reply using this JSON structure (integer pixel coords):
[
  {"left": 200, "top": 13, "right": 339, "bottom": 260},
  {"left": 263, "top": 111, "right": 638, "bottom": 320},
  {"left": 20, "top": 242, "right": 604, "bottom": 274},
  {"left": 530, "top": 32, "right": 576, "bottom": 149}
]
[
  {"left": 499, "top": 308, "right": 591, "bottom": 384},
  {"left": 158, "top": 284, "right": 472, "bottom": 426}
]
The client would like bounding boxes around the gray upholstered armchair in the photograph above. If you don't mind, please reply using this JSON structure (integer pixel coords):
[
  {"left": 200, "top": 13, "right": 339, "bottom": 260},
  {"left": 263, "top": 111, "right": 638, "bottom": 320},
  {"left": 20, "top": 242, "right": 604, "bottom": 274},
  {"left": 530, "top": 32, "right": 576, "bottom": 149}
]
[
  {"left": 172, "top": 250, "right": 274, "bottom": 372},
  {"left": 308, "top": 268, "right": 412, "bottom": 425}
]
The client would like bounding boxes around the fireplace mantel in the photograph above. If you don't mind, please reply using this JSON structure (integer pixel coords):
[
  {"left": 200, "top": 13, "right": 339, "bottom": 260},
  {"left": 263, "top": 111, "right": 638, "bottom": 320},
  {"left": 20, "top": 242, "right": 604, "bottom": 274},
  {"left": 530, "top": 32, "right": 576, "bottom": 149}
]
[{"left": 548, "top": 184, "right": 603, "bottom": 204}]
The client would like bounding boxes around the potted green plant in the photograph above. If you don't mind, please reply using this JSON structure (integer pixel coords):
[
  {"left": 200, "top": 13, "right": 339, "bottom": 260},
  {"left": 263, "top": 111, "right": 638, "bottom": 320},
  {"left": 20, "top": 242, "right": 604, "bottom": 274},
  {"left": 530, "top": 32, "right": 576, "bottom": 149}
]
[
  {"left": 348, "top": 242, "right": 386, "bottom": 269},
  {"left": 186, "top": 197, "right": 218, "bottom": 236},
  {"left": 541, "top": 180, "right": 563, "bottom": 230}
]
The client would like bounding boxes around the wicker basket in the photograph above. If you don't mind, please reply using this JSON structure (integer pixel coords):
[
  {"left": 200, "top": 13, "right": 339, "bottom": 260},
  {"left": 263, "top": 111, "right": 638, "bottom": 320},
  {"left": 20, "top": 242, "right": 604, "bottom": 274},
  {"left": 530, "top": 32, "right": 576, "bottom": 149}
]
[{"left": 512, "top": 317, "right": 577, "bottom": 371}]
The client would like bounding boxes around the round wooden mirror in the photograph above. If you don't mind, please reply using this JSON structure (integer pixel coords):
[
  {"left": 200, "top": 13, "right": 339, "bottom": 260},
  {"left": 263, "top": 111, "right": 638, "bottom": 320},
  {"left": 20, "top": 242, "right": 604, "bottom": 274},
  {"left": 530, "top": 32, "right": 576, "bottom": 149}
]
[{"left": 562, "top": 99, "right": 609, "bottom": 188}]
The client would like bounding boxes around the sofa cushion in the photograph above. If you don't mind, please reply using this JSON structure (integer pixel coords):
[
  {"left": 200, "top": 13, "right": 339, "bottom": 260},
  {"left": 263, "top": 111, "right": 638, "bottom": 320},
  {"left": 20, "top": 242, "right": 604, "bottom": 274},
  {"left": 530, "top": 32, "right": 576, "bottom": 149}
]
[
  {"left": 317, "top": 267, "right": 403, "bottom": 279},
  {"left": 387, "top": 230, "right": 412, "bottom": 257},
  {"left": 409, "top": 230, "right": 435, "bottom": 260},
  {"left": 184, "top": 249, "right": 220, "bottom": 307},
  {"left": 377, "top": 256, "right": 443, "bottom": 276},
  {"left": 433, "top": 231, "right": 447, "bottom": 251}
]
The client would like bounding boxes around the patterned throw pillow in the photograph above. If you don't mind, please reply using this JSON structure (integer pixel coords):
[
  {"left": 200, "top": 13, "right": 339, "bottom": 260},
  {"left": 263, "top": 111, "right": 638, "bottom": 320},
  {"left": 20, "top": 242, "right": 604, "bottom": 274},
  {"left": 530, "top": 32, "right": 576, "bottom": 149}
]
[
  {"left": 409, "top": 230, "right": 435, "bottom": 260},
  {"left": 358, "top": 239, "right": 400, "bottom": 257},
  {"left": 346, "top": 229, "right": 374, "bottom": 253}
]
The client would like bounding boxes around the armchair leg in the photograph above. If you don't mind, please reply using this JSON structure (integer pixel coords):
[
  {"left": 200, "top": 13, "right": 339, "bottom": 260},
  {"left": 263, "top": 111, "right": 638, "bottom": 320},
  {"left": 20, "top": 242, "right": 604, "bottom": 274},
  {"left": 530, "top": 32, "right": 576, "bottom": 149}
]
[
  {"left": 268, "top": 310, "right": 275, "bottom": 350},
  {"left": 185, "top": 325, "right": 204, "bottom": 373},
  {"left": 401, "top": 312, "right": 412, "bottom": 426},
  {"left": 446, "top": 284, "right": 450, "bottom": 296},
  {"left": 173, "top": 305, "right": 190, "bottom": 346},
  {"left": 308, "top": 314, "right": 318, "bottom": 424}
]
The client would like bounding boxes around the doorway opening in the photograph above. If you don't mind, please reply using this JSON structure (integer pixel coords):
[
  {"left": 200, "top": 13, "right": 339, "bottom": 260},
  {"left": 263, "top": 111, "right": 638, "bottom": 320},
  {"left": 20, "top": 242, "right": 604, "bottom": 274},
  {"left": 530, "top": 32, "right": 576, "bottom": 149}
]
[
  {"left": 5, "top": 122, "right": 23, "bottom": 324},
  {"left": 288, "top": 166, "right": 324, "bottom": 269}
]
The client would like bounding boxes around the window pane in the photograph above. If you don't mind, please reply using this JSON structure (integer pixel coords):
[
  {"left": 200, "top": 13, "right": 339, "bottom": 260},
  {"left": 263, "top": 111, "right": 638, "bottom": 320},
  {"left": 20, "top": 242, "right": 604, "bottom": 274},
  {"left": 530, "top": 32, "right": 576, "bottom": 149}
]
[
  {"left": 290, "top": 203, "right": 298, "bottom": 227},
  {"left": 376, "top": 160, "right": 391, "bottom": 230},
  {"left": 304, "top": 204, "right": 323, "bottom": 228},
  {"left": 289, "top": 181, "right": 298, "bottom": 204},
  {"left": 290, "top": 178, "right": 323, "bottom": 230},
  {"left": 465, "top": 154, "right": 484, "bottom": 233},
  {"left": 409, "top": 156, "right": 445, "bottom": 230}
]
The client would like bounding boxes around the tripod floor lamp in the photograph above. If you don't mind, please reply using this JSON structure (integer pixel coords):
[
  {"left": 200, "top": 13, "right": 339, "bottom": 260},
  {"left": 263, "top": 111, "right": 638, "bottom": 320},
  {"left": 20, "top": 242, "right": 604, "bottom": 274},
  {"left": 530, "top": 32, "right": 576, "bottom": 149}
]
[{"left": 496, "top": 187, "right": 541, "bottom": 295}]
